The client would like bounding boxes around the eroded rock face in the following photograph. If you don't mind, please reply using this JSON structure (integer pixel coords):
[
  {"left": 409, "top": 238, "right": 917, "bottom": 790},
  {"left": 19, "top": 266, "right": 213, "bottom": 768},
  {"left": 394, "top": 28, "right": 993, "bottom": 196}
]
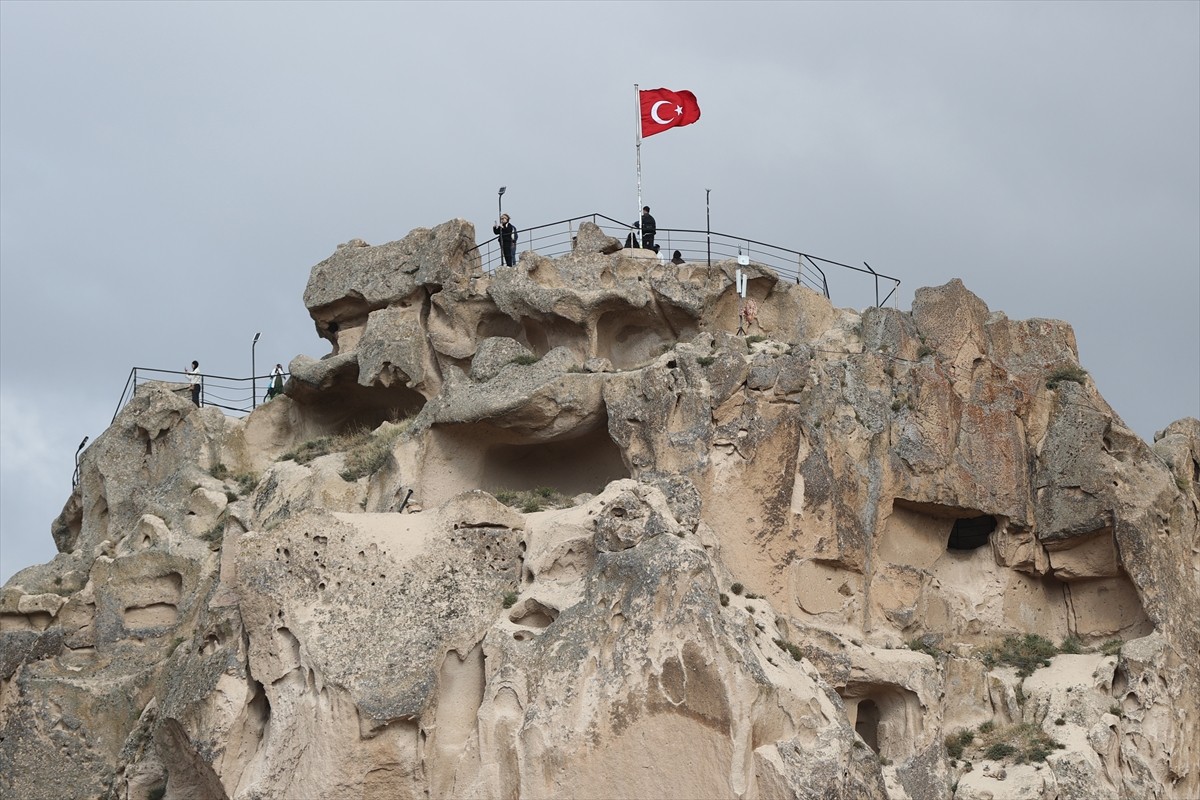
[{"left": 3, "top": 220, "right": 1196, "bottom": 800}]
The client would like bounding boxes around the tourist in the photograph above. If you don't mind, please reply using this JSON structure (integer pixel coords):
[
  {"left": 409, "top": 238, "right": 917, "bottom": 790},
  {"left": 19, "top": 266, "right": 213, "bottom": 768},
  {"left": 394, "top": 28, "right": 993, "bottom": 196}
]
[
  {"left": 493, "top": 214, "right": 518, "bottom": 267},
  {"left": 266, "top": 364, "right": 285, "bottom": 401},
  {"left": 187, "top": 361, "right": 201, "bottom": 407},
  {"left": 640, "top": 206, "right": 656, "bottom": 250},
  {"left": 671, "top": 250, "right": 685, "bottom": 265}
]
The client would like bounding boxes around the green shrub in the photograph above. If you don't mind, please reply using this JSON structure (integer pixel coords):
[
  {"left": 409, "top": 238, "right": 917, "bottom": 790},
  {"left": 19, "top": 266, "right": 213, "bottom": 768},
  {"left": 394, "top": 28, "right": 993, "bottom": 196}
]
[
  {"left": 746, "top": 335, "right": 766, "bottom": 344},
  {"left": 502, "top": 592, "right": 518, "bottom": 609},
  {"left": 511, "top": 354, "right": 540, "bottom": 366},
  {"left": 978, "top": 721, "right": 995, "bottom": 734},
  {"left": 719, "top": 593, "right": 730, "bottom": 607},
  {"left": 340, "top": 425, "right": 404, "bottom": 481},
  {"left": 967, "top": 722, "right": 1062, "bottom": 765},
  {"left": 281, "top": 436, "right": 333, "bottom": 464},
  {"left": 1101, "top": 638, "right": 1123, "bottom": 656},
  {"left": 908, "top": 637, "right": 942, "bottom": 658},
  {"left": 200, "top": 520, "right": 225, "bottom": 548},
  {"left": 492, "top": 487, "right": 573, "bottom": 512},
  {"left": 1059, "top": 636, "right": 1083, "bottom": 654},
  {"left": 990, "top": 634, "right": 1059, "bottom": 677},
  {"left": 1046, "top": 365, "right": 1088, "bottom": 389},
  {"left": 697, "top": 356, "right": 716, "bottom": 367},
  {"left": 210, "top": 463, "right": 229, "bottom": 480},
  {"left": 730, "top": 582, "right": 744, "bottom": 595},
  {"left": 916, "top": 344, "right": 934, "bottom": 359},
  {"left": 234, "top": 472, "right": 258, "bottom": 494},
  {"left": 772, "top": 638, "right": 803, "bottom": 662},
  {"left": 984, "top": 742, "right": 1017, "bottom": 760},
  {"left": 945, "top": 730, "right": 975, "bottom": 759}
]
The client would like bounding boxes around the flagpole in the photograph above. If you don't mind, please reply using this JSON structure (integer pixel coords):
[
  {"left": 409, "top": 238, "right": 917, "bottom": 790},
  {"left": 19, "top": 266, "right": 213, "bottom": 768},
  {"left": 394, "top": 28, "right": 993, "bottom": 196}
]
[{"left": 634, "top": 83, "right": 642, "bottom": 241}]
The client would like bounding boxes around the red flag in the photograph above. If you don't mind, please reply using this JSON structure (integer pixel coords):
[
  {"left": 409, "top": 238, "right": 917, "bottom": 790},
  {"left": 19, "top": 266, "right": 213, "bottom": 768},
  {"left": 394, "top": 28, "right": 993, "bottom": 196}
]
[{"left": 640, "top": 88, "right": 701, "bottom": 138}]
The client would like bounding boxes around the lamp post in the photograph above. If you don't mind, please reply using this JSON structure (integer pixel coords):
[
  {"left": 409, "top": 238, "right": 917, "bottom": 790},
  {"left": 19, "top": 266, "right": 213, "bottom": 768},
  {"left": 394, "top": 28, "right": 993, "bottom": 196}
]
[
  {"left": 497, "top": 185, "right": 506, "bottom": 221},
  {"left": 252, "top": 332, "right": 261, "bottom": 410},
  {"left": 706, "top": 189, "right": 712, "bottom": 267}
]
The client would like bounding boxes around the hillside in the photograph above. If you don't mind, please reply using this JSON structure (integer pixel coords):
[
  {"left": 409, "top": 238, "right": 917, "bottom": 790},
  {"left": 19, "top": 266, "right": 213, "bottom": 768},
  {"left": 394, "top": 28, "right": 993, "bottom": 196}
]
[{"left": 2, "top": 219, "right": 1197, "bottom": 800}]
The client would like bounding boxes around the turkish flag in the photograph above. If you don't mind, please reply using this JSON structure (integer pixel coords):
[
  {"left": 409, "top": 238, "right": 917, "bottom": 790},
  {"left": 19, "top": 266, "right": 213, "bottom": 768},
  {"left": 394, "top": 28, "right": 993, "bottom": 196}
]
[{"left": 640, "top": 88, "right": 701, "bottom": 138}]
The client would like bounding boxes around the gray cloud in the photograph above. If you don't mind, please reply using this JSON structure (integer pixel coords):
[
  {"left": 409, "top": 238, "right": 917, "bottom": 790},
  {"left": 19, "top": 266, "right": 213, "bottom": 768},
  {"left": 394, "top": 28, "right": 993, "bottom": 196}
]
[{"left": 2, "top": 1, "right": 1196, "bottom": 581}]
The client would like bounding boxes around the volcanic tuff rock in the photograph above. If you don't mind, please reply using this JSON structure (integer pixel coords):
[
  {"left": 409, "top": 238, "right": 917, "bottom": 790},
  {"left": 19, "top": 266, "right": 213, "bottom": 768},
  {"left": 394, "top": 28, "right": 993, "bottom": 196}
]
[{"left": 3, "top": 219, "right": 1198, "bottom": 800}]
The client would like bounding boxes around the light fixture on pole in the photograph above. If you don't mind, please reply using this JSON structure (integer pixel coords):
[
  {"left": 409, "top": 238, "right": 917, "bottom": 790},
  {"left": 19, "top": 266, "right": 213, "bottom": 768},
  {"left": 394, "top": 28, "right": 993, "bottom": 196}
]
[
  {"left": 252, "top": 332, "right": 261, "bottom": 410},
  {"left": 498, "top": 186, "right": 506, "bottom": 221}
]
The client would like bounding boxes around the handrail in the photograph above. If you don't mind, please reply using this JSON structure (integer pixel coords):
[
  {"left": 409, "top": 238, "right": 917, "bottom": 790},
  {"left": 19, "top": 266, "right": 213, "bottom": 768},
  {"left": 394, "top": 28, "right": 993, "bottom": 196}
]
[
  {"left": 466, "top": 211, "right": 900, "bottom": 308},
  {"left": 111, "top": 367, "right": 290, "bottom": 423}
]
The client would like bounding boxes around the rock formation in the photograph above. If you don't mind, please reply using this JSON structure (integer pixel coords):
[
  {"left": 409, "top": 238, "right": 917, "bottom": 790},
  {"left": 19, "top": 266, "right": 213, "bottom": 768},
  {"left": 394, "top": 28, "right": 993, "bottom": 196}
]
[{"left": 2, "top": 219, "right": 1197, "bottom": 799}]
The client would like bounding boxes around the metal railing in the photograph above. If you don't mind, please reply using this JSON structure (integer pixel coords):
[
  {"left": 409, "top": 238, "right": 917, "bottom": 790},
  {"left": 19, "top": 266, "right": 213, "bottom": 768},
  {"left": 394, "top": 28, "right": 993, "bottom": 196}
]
[
  {"left": 467, "top": 212, "right": 901, "bottom": 307},
  {"left": 111, "top": 367, "right": 289, "bottom": 423}
]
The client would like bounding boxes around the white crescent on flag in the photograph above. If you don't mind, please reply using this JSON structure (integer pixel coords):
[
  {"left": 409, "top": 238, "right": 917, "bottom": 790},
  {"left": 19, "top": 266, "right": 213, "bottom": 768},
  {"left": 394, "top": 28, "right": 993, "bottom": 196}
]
[{"left": 650, "top": 100, "right": 675, "bottom": 125}]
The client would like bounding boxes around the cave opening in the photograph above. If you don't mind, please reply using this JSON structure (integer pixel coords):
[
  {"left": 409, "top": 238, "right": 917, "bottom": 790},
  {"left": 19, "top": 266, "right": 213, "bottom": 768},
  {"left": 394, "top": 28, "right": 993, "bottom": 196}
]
[
  {"left": 855, "top": 699, "right": 881, "bottom": 754},
  {"left": 303, "top": 383, "right": 427, "bottom": 438},
  {"left": 947, "top": 515, "right": 996, "bottom": 551},
  {"left": 422, "top": 416, "right": 630, "bottom": 508}
]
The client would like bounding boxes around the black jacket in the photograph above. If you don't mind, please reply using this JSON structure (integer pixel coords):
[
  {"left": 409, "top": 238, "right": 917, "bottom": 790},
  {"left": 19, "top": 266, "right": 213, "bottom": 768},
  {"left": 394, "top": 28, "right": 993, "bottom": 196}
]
[
  {"left": 493, "top": 222, "right": 517, "bottom": 245},
  {"left": 640, "top": 213, "right": 656, "bottom": 238}
]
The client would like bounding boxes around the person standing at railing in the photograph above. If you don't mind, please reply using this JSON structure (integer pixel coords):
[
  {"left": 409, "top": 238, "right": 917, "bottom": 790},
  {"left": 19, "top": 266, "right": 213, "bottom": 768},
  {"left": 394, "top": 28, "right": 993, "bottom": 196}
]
[
  {"left": 265, "top": 364, "right": 285, "bottom": 401},
  {"left": 493, "top": 214, "right": 517, "bottom": 267},
  {"left": 187, "top": 361, "right": 202, "bottom": 407},
  {"left": 640, "top": 206, "right": 656, "bottom": 250},
  {"left": 671, "top": 250, "right": 685, "bottom": 265}
]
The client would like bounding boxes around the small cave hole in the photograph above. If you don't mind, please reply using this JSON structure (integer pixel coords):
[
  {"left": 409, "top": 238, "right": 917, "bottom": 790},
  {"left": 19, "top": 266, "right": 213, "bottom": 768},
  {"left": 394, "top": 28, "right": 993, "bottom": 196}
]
[
  {"left": 510, "top": 599, "right": 559, "bottom": 629},
  {"left": 947, "top": 515, "right": 996, "bottom": 551},
  {"left": 855, "top": 699, "right": 881, "bottom": 754}
]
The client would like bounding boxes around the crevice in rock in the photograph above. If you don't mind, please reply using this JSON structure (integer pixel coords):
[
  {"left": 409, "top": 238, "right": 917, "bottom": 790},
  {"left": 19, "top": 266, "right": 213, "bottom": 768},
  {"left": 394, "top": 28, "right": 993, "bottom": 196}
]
[
  {"left": 509, "top": 598, "right": 558, "bottom": 629},
  {"left": 948, "top": 515, "right": 996, "bottom": 551},
  {"left": 596, "top": 306, "right": 697, "bottom": 370},
  {"left": 422, "top": 417, "right": 630, "bottom": 508},
  {"left": 519, "top": 315, "right": 587, "bottom": 361},
  {"left": 297, "top": 381, "right": 426, "bottom": 439}
]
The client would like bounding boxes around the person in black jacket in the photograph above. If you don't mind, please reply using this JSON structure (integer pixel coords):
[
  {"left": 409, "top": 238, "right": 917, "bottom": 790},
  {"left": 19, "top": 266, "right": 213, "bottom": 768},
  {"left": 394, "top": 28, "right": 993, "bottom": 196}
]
[
  {"left": 640, "top": 206, "right": 656, "bottom": 250},
  {"left": 493, "top": 214, "right": 517, "bottom": 267}
]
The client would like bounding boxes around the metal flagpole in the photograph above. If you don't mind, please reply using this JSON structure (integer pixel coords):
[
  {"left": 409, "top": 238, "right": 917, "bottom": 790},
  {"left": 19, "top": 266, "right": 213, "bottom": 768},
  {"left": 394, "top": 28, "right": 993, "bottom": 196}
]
[{"left": 635, "top": 83, "right": 642, "bottom": 244}]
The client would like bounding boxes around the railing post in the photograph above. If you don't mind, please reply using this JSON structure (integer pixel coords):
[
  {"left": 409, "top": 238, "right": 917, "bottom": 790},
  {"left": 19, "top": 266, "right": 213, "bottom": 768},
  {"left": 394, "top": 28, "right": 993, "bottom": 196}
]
[
  {"left": 706, "top": 189, "right": 712, "bottom": 267},
  {"left": 864, "top": 262, "right": 879, "bottom": 307}
]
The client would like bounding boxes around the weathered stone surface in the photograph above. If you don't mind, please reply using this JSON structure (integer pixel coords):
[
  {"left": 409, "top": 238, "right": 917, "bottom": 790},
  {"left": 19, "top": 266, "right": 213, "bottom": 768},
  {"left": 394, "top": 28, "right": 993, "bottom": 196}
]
[
  {"left": 469, "top": 336, "right": 534, "bottom": 382},
  {"left": 572, "top": 220, "right": 622, "bottom": 255},
  {"left": 4, "top": 222, "right": 1197, "bottom": 800},
  {"left": 303, "top": 218, "right": 479, "bottom": 316}
]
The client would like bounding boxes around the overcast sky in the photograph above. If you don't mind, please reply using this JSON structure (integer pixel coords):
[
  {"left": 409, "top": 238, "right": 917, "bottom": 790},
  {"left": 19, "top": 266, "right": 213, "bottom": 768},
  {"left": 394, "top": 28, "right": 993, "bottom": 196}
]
[{"left": 2, "top": 1, "right": 1197, "bottom": 583}]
